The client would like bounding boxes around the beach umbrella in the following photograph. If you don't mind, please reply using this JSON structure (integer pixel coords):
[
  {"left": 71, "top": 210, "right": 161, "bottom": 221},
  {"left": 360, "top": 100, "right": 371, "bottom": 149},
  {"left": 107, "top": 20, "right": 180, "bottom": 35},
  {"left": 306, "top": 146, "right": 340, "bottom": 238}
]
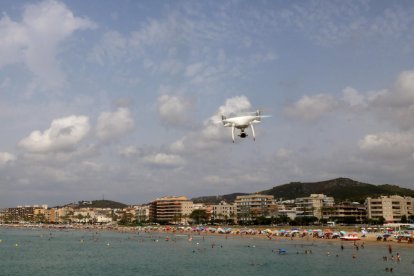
[{"left": 340, "top": 231, "right": 347, "bottom": 236}]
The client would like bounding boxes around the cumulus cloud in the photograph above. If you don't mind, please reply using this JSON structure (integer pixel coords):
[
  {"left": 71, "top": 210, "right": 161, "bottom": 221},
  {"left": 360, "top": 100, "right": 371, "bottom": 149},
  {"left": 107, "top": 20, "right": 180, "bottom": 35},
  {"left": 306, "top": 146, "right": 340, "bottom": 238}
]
[
  {"left": 0, "top": 0, "right": 96, "bottom": 91},
  {"left": 19, "top": 115, "right": 90, "bottom": 153},
  {"left": 157, "top": 95, "right": 193, "bottom": 127},
  {"left": 143, "top": 153, "right": 186, "bottom": 168},
  {"left": 284, "top": 94, "right": 337, "bottom": 121},
  {"left": 118, "top": 146, "right": 142, "bottom": 158},
  {"left": 96, "top": 107, "right": 135, "bottom": 141},
  {"left": 0, "top": 152, "right": 16, "bottom": 166},
  {"left": 372, "top": 70, "right": 414, "bottom": 106},
  {"left": 342, "top": 86, "right": 366, "bottom": 107},
  {"left": 216, "top": 95, "right": 252, "bottom": 117},
  {"left": 358, "top": 132, "right": 414, "bottom": 159},
  {"left": 369, "top": 70, "right": 414, "bottom": 130}
]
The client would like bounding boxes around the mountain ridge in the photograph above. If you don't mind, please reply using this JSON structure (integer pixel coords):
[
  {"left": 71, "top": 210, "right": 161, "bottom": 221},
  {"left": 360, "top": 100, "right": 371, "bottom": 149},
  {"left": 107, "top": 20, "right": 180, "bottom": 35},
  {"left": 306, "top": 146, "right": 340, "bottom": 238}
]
[{"left": 191, "top": 177, "right": 414, "bottom": 204}]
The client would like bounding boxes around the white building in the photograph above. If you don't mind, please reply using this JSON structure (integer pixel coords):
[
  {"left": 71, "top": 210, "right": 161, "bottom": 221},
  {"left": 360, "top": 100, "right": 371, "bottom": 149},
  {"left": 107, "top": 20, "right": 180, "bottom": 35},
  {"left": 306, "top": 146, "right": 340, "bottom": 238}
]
[
  {"left": 211, "top": 201, "right": 237, "bottom": 222},
  {"left": 366, "top": 195, "right": 414, "bottom": 223},
  {"left": 135, "top": 205, "right": 150, "bottom": 222}
]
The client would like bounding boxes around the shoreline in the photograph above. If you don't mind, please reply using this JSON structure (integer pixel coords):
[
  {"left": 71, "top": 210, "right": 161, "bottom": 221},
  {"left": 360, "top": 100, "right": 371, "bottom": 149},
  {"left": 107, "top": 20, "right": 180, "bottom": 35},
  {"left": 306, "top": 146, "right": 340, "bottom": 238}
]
[{"left": 2, "top": 223, "right": 413, "bottom": 249}]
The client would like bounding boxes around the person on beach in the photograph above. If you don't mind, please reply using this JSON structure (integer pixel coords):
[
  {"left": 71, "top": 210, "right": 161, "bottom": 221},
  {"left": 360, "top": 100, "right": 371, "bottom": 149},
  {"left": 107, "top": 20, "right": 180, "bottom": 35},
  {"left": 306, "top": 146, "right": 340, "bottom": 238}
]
[{"left": 388, "top": 244, "right": 392, "bottom": 254}]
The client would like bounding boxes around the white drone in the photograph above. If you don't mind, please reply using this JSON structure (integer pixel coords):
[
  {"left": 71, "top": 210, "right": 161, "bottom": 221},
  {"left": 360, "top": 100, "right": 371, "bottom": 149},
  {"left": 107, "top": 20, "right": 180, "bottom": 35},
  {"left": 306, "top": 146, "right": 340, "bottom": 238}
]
[{"left": 220, "top": 110, "right": 270, "bottom": 142}]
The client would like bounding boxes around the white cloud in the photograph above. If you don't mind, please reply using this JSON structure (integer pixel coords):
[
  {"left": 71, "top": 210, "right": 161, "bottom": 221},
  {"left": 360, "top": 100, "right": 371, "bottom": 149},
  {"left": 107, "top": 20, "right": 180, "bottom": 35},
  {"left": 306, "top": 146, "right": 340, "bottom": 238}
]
[
  {"left": 0, "top": 0, "right": 96, "bottom": 91},
  {"left": 0, "top": 152, "right": 16, "bottom": 166},
  {"left": 342, "top": 86, "right": 366, "bottom": 107},
  {"left": 368, "top": 70, "right": 414, "bottom": 130},
  {"left": 143, "top": 153, "right": 186, "bottom": 168},
  {"left": 216, "top": 95, "right": 252, "bottom": 117},
  {"left": 358, "top": 132, "right": 414, "bottom": 159},
  {"left": 96, "top": 107, "right": 135, "bottom": 141},
  {"left": 157, "top": 95, "right": 193, "bottom": 127},
  {"left": 19, "top": 115, "right": 90, "bottom": 153},
  {"left": 284, "top": 94, "right": 337, "bottom": 121},
  {"left": 371, "top": 70, "right": 414, "bottom": 107},
  {"left": 118, "top": 146, "right": 142, "bottom": 157}
]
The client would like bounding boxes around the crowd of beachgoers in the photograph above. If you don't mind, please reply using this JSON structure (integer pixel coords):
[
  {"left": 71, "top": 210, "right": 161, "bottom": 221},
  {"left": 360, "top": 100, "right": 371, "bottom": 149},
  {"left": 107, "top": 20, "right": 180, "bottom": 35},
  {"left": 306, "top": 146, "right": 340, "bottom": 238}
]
[{"left": 2, "top": 223, "right": 413, "bottom": 246}]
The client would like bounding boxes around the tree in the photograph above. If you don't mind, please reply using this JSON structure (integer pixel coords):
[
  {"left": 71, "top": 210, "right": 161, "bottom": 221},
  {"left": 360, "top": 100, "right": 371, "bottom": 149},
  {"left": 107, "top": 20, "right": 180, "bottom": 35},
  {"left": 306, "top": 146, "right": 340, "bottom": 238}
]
[
  {"left": 34, "top": 214, "right": 46, "bottom": 223},
  {"left": 400, "top": 215, "right": 408, "bottom": 223},
  {"left": 189, "top": 209, "right": 208, "bottom": 225},
  {"left": 76, "top": 214, "right": 84, "bottom": 223},
  {"left": 377, "top": 216, "right": 385, "bottom": 225},
  {"left": 292, "top": 216, "right": 318, "bottom": 226},
  {"left": 255, "top": 216, "right": 272, "bottom": 225},
  {"left": 342, "top": 216, "right": 357, "bottom": 225},
  {"left": 118, "top": 212, "right": 134, "bottom": 225}
]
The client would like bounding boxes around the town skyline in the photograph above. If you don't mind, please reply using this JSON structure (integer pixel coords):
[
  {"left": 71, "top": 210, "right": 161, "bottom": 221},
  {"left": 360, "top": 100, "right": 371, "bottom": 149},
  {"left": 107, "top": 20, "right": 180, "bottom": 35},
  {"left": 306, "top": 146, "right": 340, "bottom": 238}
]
[
  {"left": 2, "top": 176, "right": 414, "bottom": 209},
  {"left": 2, "top": 193, "right": 413, "bottom": 226},
  {"left": 2, "top": 1, "right": 414, "bottom": 207}
]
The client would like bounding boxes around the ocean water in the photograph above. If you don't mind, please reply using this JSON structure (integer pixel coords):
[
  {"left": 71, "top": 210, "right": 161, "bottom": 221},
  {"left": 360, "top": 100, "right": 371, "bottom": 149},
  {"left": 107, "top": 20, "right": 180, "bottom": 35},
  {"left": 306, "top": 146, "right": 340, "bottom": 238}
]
[{"left": 0, "top": 228, "right": 413, "bottom": 276}]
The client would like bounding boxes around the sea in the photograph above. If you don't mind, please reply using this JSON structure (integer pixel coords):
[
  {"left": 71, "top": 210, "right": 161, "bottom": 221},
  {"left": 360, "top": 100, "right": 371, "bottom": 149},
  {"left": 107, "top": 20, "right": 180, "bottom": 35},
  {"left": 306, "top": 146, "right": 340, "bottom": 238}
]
[{"left": 0, "top": 227, "right": 413, "bottom": 276}]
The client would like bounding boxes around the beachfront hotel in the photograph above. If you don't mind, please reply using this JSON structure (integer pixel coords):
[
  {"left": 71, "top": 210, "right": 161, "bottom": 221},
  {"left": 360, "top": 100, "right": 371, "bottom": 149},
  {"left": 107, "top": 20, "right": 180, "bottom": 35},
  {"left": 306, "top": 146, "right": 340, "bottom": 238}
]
[
  {"left": 295, "top": 194, "right": 334, "bottom": 219},
  {"left": 365, "top": 195, "right": 414, "bottom": 223},
  {"left": 149, "top": 196, "right": 193, "bottom": 224},
  {"left": 235, "top": 194, "right": 276, "bottom": 222},
  {"left": 322, "top": 201, "right": 367, "bottom": 223}
]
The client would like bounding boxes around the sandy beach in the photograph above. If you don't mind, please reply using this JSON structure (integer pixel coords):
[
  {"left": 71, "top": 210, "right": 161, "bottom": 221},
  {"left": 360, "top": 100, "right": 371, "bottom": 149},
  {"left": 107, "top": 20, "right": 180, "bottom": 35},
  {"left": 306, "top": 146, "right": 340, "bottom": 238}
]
[{"left": 2, "top": 223, "right": 413, "bottom": 249}]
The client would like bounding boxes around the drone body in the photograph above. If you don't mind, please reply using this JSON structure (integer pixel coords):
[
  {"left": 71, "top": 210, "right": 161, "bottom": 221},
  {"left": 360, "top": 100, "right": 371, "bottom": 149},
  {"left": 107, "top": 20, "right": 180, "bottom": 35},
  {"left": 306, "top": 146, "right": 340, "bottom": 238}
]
[{"left": 221, "top": 110, "right": 269, "bottom": 142}]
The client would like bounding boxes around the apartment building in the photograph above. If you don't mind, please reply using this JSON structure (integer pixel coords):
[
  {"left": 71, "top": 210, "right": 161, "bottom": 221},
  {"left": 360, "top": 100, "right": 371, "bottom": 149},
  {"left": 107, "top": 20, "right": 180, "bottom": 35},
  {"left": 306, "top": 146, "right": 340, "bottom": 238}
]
[
  {"left": 235, "top": 194, "right": 275, "bottom": 222},
  {"left": 1, "top": 205, "right": 48, "bottom": 223},
  {"left": 149, "top": 196, "right": 193, "bottom": 224},
  {"left": 322, "top": 201, "right": 366, "bottom": 223},
  {"left": 295, "top": 194, "right": 334, "bottom": 219},
  {"left": 276, "top": 200, "right": 297, "bottom": 220},
  {"left": 211, "top": 201, "right": 237, "bottom": 222},
  {"left": 135, "top": 204, "right": 150, "bottom": 222},
  {"left": 366, "top": 195, "right": 414, "bottom": 223}
]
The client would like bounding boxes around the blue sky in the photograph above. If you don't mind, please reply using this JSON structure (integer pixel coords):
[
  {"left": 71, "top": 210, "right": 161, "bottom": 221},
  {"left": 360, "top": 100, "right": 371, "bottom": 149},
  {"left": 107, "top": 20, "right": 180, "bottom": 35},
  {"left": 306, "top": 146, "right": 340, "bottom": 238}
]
[{"left": 1, "top": 0, "right": 414, "bottom": 207}]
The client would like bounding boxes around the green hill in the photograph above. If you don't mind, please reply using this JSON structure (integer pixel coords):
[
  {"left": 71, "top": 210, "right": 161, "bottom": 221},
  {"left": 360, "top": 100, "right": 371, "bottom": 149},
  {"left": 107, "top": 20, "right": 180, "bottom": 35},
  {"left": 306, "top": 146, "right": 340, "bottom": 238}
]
[
  {"left": 192, "top": 178, "right": 414, "bottom": 204},
  {"left": 58, "top": 200, "right": 128, "bottom": 209},
  {"left": 83, "top": 200, "right": 127, "bottom": 209},
  {"left": 192, "top": 193, "right": 248, "bottom": 204},
  {"left": 261, "top": 178, "right": 414, "bottom": 203}
]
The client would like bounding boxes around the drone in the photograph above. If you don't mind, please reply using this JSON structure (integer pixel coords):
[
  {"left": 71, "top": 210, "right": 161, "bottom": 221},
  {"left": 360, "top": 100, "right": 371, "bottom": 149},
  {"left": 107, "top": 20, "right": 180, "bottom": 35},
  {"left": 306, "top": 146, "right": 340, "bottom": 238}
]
[{"left": 220, "top": 110, "right": 270, "bottom": 142}]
